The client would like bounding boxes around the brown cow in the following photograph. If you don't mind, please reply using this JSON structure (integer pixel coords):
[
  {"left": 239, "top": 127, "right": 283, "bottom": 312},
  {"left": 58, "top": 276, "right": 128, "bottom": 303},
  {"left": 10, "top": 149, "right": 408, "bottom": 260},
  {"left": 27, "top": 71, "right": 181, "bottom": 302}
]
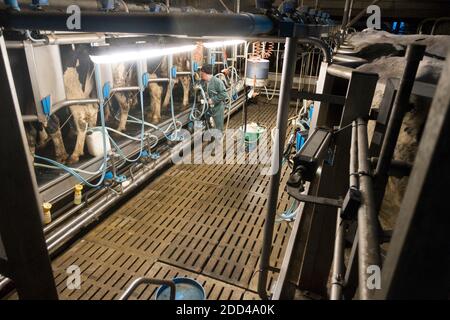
[{"left": 158, "top": 54, "right": 192, "bottom": 122}]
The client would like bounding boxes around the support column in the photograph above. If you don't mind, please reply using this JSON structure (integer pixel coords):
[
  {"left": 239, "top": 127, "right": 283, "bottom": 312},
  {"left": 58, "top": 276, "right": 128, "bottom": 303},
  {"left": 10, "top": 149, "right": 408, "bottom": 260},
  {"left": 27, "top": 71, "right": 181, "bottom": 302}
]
[{"left": 258, "top": 36, "right": 298, "bottom": 300}]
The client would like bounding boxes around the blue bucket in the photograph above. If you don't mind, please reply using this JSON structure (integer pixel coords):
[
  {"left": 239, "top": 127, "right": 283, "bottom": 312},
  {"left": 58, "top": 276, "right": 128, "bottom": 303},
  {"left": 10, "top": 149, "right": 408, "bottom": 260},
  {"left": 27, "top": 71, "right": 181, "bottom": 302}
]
[{"left": 155, "top": 277, "right": 205, "bottom": 300}]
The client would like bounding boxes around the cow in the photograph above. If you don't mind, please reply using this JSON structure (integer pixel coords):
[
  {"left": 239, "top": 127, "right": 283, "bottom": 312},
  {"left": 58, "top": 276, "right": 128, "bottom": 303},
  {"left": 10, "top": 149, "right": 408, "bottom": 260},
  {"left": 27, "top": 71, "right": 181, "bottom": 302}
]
[
  {"left": 60, "top": 44, "right": 98, "bottom": 164},
  {"left": 111, "top": 52, "right": 194, "bottom": 129},
  {"left": 160, "top": 54, "right": 192, "bottom": 120},
  {"left": 8, "top": 45, "right": 70, "bottom": 164},
  {"left": 350, "top": 31, "right": 449, "bottom": 228},
  {"left": 16, "top": 41, "right": 198, "bottom": 163},
  {"left": 111, "top": 62, "right": 139, "bottom": 132},
  {"left": 345, "top": 29, "right": 450, "bottom": 61}
]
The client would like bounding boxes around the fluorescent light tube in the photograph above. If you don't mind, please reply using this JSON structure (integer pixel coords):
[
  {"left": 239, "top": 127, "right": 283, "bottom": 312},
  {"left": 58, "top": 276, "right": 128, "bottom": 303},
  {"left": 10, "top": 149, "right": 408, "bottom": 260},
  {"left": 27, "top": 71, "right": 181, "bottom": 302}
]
[
  {"left": 203, "top": 39, "right": 246, "bottom": 49},
  {"left": 90, "top": 44, "right": 197, "bottom": 64}
]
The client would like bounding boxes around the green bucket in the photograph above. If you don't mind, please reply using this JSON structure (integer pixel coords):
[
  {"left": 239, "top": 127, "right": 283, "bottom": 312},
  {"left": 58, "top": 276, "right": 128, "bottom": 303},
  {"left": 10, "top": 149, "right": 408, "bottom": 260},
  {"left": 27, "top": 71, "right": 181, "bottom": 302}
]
[{"left": 242, "top": 124, "right": 266, "bottom": 151}]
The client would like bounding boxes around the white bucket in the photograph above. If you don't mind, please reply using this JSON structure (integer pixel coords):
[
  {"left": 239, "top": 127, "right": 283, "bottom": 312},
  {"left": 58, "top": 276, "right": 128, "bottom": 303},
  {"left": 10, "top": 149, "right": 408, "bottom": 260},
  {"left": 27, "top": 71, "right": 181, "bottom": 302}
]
[{"left": 86, "top": 130, "right": 111, "bottom": 157}]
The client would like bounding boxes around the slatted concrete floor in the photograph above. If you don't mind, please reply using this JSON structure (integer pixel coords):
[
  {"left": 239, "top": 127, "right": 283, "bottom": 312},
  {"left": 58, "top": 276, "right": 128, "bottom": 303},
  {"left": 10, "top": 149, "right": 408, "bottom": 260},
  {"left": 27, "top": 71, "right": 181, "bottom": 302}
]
[{"left": 52, "top": 101, "right": 295, "bottom": 300}]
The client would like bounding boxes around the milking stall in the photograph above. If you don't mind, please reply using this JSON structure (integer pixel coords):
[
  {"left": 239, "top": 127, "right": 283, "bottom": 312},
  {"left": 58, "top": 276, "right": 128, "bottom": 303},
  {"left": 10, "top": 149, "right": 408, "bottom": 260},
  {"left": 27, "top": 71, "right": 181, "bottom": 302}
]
[{"left": 0, "top": 0, "right": 449, "bottom": 304}]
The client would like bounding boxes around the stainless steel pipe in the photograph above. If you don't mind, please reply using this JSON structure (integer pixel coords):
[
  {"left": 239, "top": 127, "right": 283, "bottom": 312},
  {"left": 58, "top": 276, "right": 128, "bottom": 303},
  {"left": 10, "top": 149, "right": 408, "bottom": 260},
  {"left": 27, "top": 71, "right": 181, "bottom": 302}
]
[
  {"left": 258, "top": 36, "right": 298, "bottom": 300},
  {"left": 356, "top": 117, "right": 381, "bottom": 300}
]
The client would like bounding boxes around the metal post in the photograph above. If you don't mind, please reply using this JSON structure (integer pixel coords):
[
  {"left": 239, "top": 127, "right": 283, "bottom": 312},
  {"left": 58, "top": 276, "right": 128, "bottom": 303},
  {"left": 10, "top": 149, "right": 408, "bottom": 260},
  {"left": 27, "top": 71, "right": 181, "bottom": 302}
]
[
  {"left": 258, "top": 37, "right": 298, "bottom": 300},
  {"left": 0, "top": 33, "right": 57, "bottom": 299},
  {"left": 341, "top": 0, "right": 352, "bottom": 30},
  {"left": 348, "top": 0, "right": 354, "bottom": 22},
  {"left": 330, "top": 121, "right": 358, "bottom": 300},
  {"left": 0, "top": 11, "right": 274, "bottom": 37},
  {"left": 378, "top": 52, "right": 450, "bottom": 300},
  {"left": 356, "top": 117, "right": 380, "bottom": 300},
  {"left": 330, "top": 209, "right": 345, "bottom": 300},
  {"left": 374, "top": 45, "right": 426, "bottom": 212}
]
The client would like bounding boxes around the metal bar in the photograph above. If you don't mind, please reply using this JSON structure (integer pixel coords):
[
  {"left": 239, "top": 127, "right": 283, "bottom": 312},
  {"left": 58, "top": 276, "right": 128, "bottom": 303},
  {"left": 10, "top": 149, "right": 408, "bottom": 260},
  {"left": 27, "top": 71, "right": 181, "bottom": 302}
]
[
  {"left": 345, "top": 0, "right": 383, "bottom": 29},
  {"left": 148, "top": 77, "right": 169, "bottom": 83},
  {"left": 370, "top": 158, "right": 412, "bottom": 178},
  {"left": 330, "top": 209, "right": 345, "bottom": 300},
  {"left": 348, "top": 0, "right": 354, "bottom": 22},
  {"left": 350, "top": 121, "right": 359, "bottom": 189},
  {"left": 326, "top": 64, "right": 353, "bottom": 80},
  {"left": 333, "top": 54, "right": 368, "bottom": 67},
  {"left": 341, "top": 0, "right": 352, "bottom": 30},
  {"left": 43, "top": 189, "right": 108, "bottom": 235},
  {"left": 343, "top": 231, "right": 358, "bottom": 299},
  {"left": 0, "top": 11, "right": 274, "bottom": 37},
  {"left": 110, "top": 86, "right": 140, "bottom": 94},
  {"left": 45, "top": 33, "right": 106, "bottom": 45},
  {"left": 287, "top": 188, "right": 343, "bottom": 208},
  {"left": 378, "top": 51, "right": 450, "bottom": 300},
  {"left": 51, "top": 99, "right": 100, "bottom": 117},
  {"left": 290, "top": 90, "right": 346, "bottom": 105},
  {"left": 374, "top": 45, "right": 426, "bottom": 213},
  {"left": 369, "top": 78, "right": 436, "bottom": 158},
  {"left": 356, "top": 117, "right": 380, "bottom": 300},
  {"left": 119, "top": 277, "right": 176, "bottom": 300},
  {"left": 258, "top": 36, "right": 298, "bottom": 300},
  {"left": 331, "top": 119, "right": 357, "bottom": 300},
  {"left": 175, "top": 71, "right": 192, "bottom": 76},
  {"left": 0, "top": 33, "right": 57, "bottom": 300},
  {"left": 331, "top": 120, "right": 358, "bottom": 300}
]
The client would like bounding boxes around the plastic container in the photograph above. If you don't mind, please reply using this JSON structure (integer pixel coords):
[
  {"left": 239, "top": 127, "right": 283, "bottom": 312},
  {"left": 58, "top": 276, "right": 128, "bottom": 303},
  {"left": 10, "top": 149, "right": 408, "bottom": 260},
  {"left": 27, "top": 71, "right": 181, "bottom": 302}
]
[
  {"left": 42, "top": 202, "right": 52, "bottom": 225},
  {"left": 245, "top": 58, "right": 270, "bottom": 88},
  {"left": 241, "top": 123, "right": 266, "bottom": 152},
  {"left": 86, "top": 130, "right": 111, "bottom": 157},
  {"left": 74, "top": 184, "right": 83, "bottom": 205}
]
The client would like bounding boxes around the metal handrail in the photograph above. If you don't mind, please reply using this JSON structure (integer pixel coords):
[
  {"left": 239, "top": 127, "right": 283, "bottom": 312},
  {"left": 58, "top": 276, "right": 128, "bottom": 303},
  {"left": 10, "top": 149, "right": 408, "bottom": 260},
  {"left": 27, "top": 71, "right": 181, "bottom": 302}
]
[{"left": 119, "top": 277, "right": 176, "bottom": 300}]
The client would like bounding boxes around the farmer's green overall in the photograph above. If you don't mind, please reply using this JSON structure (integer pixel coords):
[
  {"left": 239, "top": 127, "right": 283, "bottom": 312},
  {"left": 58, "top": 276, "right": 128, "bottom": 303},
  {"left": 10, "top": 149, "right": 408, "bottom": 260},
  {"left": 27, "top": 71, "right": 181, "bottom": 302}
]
[{"left": 202, "top": 76, "right": 228, "bottom": 132}]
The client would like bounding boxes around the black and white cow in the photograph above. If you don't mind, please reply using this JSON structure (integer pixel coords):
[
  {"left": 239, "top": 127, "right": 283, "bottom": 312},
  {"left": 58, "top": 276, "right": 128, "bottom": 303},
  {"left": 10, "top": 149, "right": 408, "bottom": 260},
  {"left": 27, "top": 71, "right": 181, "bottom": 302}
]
[{"left": 346, "top": 30, "right": 450, "bottom": 227}]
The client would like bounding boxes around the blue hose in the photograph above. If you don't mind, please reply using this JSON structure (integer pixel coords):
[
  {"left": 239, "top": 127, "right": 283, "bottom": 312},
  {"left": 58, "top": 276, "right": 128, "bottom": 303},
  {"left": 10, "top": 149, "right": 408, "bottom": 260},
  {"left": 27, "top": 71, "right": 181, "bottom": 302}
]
[
  {"left": 34, "top": 90, "right": 109, "bottom": 187},
  {"left": 34, "top": 64, "right": 110, "bottom": 188},
  {"left": 276, "top": 200, "right": 298, "bottom": 223},
  {"left": 109, "top": 89, "right": 146, "bottom": 163}
]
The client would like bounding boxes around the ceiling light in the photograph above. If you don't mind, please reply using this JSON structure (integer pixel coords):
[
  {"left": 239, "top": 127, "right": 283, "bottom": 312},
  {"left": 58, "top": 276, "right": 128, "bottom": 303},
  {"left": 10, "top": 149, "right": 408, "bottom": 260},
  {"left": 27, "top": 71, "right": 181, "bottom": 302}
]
[
  {"left": 90, "top": 44, "right": 197, "bottom": 64},
  {"left": 203, "top": 39, "right": 246, "bottom": 49}
]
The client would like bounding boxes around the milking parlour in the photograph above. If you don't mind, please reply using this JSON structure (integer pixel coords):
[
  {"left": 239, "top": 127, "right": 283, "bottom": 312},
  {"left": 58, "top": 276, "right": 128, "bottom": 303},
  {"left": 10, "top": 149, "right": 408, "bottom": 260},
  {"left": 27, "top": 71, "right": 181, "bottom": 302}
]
[{"left": 0, "top": 0, "right": 449, "bottom": 307}]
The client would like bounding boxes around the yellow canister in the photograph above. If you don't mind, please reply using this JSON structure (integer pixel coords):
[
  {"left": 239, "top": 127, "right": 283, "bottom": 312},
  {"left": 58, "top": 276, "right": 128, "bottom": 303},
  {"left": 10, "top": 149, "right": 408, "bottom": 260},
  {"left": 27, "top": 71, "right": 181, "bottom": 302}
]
[
  {"left": 74, "top": 184, "right": 84, "bottom": 205},
  {"left": 42, "top": 202, "right": 52, "bottom": 225}
]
